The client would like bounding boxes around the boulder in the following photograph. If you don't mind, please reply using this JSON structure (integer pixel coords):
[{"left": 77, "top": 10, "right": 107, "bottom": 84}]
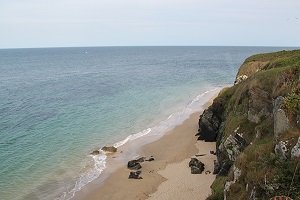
[
  {"left": 136, "top": 157, "right": 145, "bottom": 163},
  {"left": 128, "top": 171, "right": 142, "bottom": 179},
  {"left": 274, "top": 141, "right": 288, "bottom": 160},
  {"left": 145, "top": 157, "right": 155, "bottom": 162},
  {"left": 127, "top": 160, "right": 142, "bottom": 170},
  {"left": 274, "top": 109, "right": 290, "bottom": 137},
  {"left": 189, "top": 158, "right": 205, "bottom": 174},
  {"left": 235, "top": 75, "right": 248, "bottom": 84},
  {"left": 197, "top": 110, "right": 220, "bottom": 142},
  {"left": 273, "top": 96, "right": 290, "bottom": 137},
  {"left": 247, "top": 88, "right": 272, "bottom": 124},
  {"left": 220, "top": 133, "right": 246, "bottom": 161},
  {"left": 291, "top": 137, "right": 300, "bottom": 159},
  {"left": 101, "top": 146, "right": 117, "bottom": 153},
  {"left": 90, "top": 150, "right": 100, "bottom": 155},
  {"left": 217, "top": 161, "right": 232, "bottom": 176}
]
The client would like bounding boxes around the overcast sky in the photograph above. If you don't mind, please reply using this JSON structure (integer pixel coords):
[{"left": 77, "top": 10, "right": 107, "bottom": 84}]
[{"left": 0, "top": 0, "right": 300, "bottom": 48}]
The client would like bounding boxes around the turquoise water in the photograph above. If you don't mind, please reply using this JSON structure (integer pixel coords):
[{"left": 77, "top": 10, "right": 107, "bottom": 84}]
[{"left": 0, "top": 46, "right": 295, "bottom": 200}]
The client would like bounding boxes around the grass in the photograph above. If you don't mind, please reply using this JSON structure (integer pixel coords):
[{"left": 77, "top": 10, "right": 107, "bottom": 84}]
[{"left": 208, "top": 49, "right": 300, "bottom": 200}]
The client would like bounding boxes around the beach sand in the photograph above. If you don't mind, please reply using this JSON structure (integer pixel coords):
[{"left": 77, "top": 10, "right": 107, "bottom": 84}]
[{"left": 76, "top": 94, "right": 217, "bottom": 200}]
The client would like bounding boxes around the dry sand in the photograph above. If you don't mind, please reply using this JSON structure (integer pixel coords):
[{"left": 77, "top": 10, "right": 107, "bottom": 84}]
[{"left": 75, "top": 93, "right": 219, "bottom": 200}]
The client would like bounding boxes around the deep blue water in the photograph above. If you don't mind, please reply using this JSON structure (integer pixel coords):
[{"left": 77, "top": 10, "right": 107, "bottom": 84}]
[{"left": 0, "top": 46, "right": 296, "bottom": 200}]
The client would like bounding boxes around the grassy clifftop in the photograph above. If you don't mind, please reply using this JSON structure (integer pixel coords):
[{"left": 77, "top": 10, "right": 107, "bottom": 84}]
[{"left": 197, "top": 50, "right": 300, "bottom": 199}]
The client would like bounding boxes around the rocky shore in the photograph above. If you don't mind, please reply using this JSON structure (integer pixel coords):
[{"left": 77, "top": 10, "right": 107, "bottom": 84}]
[
  {"left": 75, "top": 108, "right": 219, "bottom": 200},
  {"left": 197, "top": 50, "right": 300, "bottom": 199}
]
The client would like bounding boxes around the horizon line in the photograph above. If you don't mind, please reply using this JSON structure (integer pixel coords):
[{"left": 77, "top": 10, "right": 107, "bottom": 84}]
[{"left": 1, "top": 45, "right": 300, "bottom": 50}]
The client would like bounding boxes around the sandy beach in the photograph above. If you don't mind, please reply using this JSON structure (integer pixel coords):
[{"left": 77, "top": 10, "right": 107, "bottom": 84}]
[{"left": 74, "top": 95, "right": 217, "bottom": 200}]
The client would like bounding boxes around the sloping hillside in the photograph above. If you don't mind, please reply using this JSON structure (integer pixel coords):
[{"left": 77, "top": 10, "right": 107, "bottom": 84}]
[{"left": 196, "top": 50, "right": 300, "bottom": 199}]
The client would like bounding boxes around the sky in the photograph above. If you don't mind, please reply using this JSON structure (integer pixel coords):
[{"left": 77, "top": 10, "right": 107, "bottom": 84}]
[{"left": 0, "top": 0, "right": 300, "bottom": 48}]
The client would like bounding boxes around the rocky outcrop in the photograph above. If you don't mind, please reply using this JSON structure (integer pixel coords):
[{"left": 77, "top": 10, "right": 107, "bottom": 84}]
[
  {"left": 196, "top": 98, "right": 225, "bottom": 142},
  {"left": 274, "top": 109, "right": 290, "bottom": 137},
  {"left": 273, "top": 96, "right": 290, "bottom": 137},
  {"left": 224, "top": 166, "right": 242, "bottom": 200},
  {"left": 235, "top": 75, "right": 248, "bottom": 84},
  {"left": 90, "top": 150, "right": 100, "bottom": 155},
  {"left": 101, "top": 146, "right": 117, "bottom": 153},
  {"left": 247, "top": 87, "right": 272, "bottom": 124},
  {"left": 200, "top": 50, "right": 300, "bottom": 200},
  {"left": 291, "top": 137, "right": 300, "bottom": 159},
  {"left": 189, "top": 158, "right": 205, "bottom": 174},
  {"left": 219, "top": 133, "right": 247, "bottom": 161},
  {"left": 274, "top": 141, "right": 288, "bottom": 160}
]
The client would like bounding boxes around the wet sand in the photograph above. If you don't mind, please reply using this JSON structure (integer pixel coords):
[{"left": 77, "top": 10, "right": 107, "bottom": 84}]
[{"left": 76, "top": 96, "right": 217, "bottom": 200}]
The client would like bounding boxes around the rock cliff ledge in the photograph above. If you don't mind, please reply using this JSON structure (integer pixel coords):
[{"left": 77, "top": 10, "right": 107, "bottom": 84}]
[{"left": 197, "top": 50, "right": 300, "bottom": 199}]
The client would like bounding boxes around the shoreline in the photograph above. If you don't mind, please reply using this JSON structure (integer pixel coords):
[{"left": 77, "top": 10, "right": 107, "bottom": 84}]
[{"left": 74, "top": 90, "right": 220, "bottom": 200}]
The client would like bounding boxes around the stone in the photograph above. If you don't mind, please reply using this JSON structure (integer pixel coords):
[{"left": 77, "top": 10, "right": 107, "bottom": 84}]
[
  {"left": 213, "top": 160, "right": 220, "bottom": 174},
  {"left": 127, "top": 160, "right": 142, "bottom": 170},
  {"left": 145, "top": 157, "right": 155, "bottom": 162},
  {"left": 247, "top": 88, "right": 272, "bottom": 124},
  {"left": 274, "top": 109, "right": 290, "bottom": 137},
  {"left": 274, "top": 141, "right": 288, "bottom": 160},
  {"left": 136, "top": 157, "right": 145, "bottom": 163},
  {"left": 220, "top": 133, "right": 246, "bottom": 161},
  {"left": 128, "top": 171, "right": 142, "bottom": 179},
  {"left": 273, "top": 96, "right": 290, "bottom": 137},
  {"left": 291, "top": 137, "right": 300, "bottom": 159},
  {"left": 90, "top": 150, "right": 100, "bottom": 155},
  {"left": 235, "top": 75, "right": 248, "bottom": 84},
  {"left": 210, "top": 151, "right": 216, "bottom": 155},
  {"left": 189, "top": 158, "right": 205, "bottom": 174},
  {"left": 197, "top": 110, "right": 221, "bottom": 141},
  {"left": 217, "top": 161, "right": 232, "bottom": 176},
  {"left": 101, "top": 146, "right": 117, "bottom": 153},
  {"left": 224, "top": 166, "right": 241, "bottom": 200},
  {"left": 191, "top": 166, "right": 203, "bottom": 174},
  {"left": 273, "top": 96, "right": 285, "bottom": 114}
]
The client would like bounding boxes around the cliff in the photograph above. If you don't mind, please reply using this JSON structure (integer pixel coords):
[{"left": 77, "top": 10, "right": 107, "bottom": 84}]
[{"left": 196, "top": 50, "right": 300, "bottom": 199}]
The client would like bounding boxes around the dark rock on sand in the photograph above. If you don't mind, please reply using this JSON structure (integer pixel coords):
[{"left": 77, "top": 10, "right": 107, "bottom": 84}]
[
  {"left": 90, "top": 150, "right": 100, "bottom": 155},
  {"left": 189, "top": 158, "right": 205, "bottom": 174},
  {"left": 196, "top": 99, "right": 225, "bottom": 142},
  {"left": 213, "top": 160, "right": 219, "bottom": 174},
  {"left": 128, "top": 171, "right": 143, "bottom": 179},
  {"left": 127, "top": 160, "right": 142, "bottom": 170},
  {"left": 146, "top": 157, "right": 155, "bottom": 161},
  {"left": 210, "top": 151, "right": 216, "bottom": 155},
  {"left": 136, "top": 157, "right": 145, "bottom": 163},
  {"left": 101, "top": 146, "right": 117, "bottom": 153}
]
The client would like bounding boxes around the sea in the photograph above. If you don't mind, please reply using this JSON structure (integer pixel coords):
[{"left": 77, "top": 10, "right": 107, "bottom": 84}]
[{"left": 0, "top": 46, "right": 296, "bottom": 200}]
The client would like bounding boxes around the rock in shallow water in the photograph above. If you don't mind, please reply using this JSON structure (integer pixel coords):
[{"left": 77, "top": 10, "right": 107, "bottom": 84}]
[
  {"left": 90, "top": 150, "right": 100, "bottom": 155},
  {"left": 101, "top": 146, "right": 117, "bottom": 153}
]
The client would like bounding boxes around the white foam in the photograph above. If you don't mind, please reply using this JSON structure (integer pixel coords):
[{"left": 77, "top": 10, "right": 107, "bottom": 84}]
[
  {"left": 113, "top": 128, "right": 152, "bottom": 148},
  {"left": 56, "top": 151, "right": 107, "bottom": 200},
  {"left": 58, "top": 86, "right": 224, "bottom": 200}
]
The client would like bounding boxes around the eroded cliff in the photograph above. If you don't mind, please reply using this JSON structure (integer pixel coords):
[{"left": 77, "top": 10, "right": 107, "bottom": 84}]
[{"left": 197, "top": 50, "right": 300, "bottom": 199}]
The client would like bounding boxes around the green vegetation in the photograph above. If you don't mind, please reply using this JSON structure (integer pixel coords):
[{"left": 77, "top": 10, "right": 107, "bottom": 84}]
[{"left": 208, "top": 50, "right": 300, "bottom": 200}]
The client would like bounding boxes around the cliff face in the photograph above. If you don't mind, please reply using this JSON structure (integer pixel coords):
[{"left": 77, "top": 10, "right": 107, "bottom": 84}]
[{"left": 197, "top": 50, "right": 300, "bottom": 200}]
